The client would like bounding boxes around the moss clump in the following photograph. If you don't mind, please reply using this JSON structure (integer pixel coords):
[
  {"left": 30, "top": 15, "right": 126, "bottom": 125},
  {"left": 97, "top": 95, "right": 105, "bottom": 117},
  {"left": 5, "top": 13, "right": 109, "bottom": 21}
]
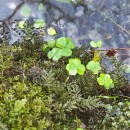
[{"left": 0, "top": 29, "right": 129, "bottom": 129}]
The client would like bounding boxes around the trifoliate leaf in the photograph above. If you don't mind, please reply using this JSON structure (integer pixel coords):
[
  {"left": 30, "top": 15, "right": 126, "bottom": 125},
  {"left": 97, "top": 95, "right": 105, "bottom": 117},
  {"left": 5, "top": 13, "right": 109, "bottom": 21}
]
[
  {"left": 59, "top": 48, "right": 72, "bottom": 56},
  {"left": 34, "top": 19, "right": 46, "bottom": 28},
  {"left": 97, "top": 73, "right": 113, "bottom": 89},
  {"left": 42, "top": 44, "right": 50, "bottom": 52},
  {"left": 47, "top": 27, "right": 56, "bottom": 36},
  {"left": 66, "top": 64, "right": 77, "bottom": 75},
  {"left": 86, "top": 61, "right": 101, "bottom": 74},
  {"left": 77, "top": 64, "right": 86, "bottom": 75},
  {"left": 47, "top": 40, "right": 56, "bottom": 48},
  {"left": 90, "top": 41, "right": 97, "bottom": 48},
  {"left": 69, "top": 58, "right": 81, "bottom": 65},
  {"left": 90, "top": 40, "right": 103, "bottom": 48},
  {"left": 20, "top": 5, "right": 31, "bottom": 17},
  {"left": 66, "top": 38, "right": 75, "bottom": 49},
  {"left": 66, "top": 58, "right": 85, "bottom": 75},
  {"left": 56, "top": 37, "right": 67, "bottom": 48},
  {"left": 96, "top": 41, "right": 103, "bottom": 47},
  {"left": 47, "top": 48, "right": 61, "bottom": 61}
]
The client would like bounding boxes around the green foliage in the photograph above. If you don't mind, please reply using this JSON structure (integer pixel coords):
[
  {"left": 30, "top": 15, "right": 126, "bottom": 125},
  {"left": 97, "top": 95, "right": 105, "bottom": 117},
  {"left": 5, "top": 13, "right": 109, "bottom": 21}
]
[
  {"left": 66, "top": 58, "right": 85, "bottom": 75},
  {"left": 90, "top": 40, "right": 103, "bottom": 48},
  {"left": 56, "top": 37, "right": 75, "bottom": 49},
  {"left": 42, "top": 40, "right": 56, "bottom": 52},
  {"left": 102, "top": 101, "right": 130, "bottom": 129},
  {"left": 0, "top": 20, "right": 129, "bottom": 129},
  {"left": 86, "top": 61, "right": 101, "bottom": 74},
  {"left": 105, "top": 56, "right": 128, "bottom": 89},
  {"left": 18, "top": 20, "right": 25, "bottom": 29},
  {"left": 43, "top": 37, "right": 75, "bottom": 61},
  {"left": 59, "top": 47, "right": 72, "bottom": 56},
  {"left": 38, "top": 3, "right": 44, "bottom": 11},
  {"left": 0, "top": 43, "right": 103, "bottom": 130},
  {"left": 47, "top": 27, "right": 56, "bottom": 36},
  {"left": 48, "top": 47, "right": 61, "bottom": 61},
  {"left": 97, "top": 73, "right": 114, "bottom": 89},
  {"left": 20, "top": 5, "right": 31, "bottom": 17},
  {"left": 33, "top": 19, "right": 46, "bottom": 28}
]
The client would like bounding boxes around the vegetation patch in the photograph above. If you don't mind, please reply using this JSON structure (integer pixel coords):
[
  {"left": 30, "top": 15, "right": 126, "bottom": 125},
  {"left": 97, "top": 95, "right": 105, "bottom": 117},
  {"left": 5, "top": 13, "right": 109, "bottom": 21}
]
[{"left": 0, "top": 4, "right": 130, "bottom": 129}]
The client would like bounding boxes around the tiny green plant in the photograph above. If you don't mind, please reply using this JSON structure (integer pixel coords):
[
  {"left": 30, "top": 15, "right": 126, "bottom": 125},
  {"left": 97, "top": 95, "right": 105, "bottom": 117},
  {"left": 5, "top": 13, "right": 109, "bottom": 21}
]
[
  {"left": 43, "top": 37, "right": 75, "bottom": 61},
  {"left": 47, "top": 27, "right": 56, "bottom": 36},
  {"left": 90, "top": 40, "right": 103, "bottom": 48},
  {"left": 18, "top": 20, "right": 25, "bottom": 29},
  {"left": 86, "top": 61, "right": 101, "bottom": 74},
  {"left": 97, "top": 73, "right": 114, "bottom": 89},
  {"left": 38, "top": 3, "right": 44, "bottom": 11},
  {"left": 20, "top": 5, "right": 31, "bottom": 17},
  {"left": 66, "top": 58, "right": 85, "bottom": 75},
  {"left": 56, "top": 37, "right": 75, "bottom": 49},
  {"left": 48, "top": 48, "right": 62, "bottom": 61},
  {"left": 33, "top": 19, "right": 46, "bottom": 28},
  {"left": 42, "top": 40, "right": 56, "bottom": 52}
]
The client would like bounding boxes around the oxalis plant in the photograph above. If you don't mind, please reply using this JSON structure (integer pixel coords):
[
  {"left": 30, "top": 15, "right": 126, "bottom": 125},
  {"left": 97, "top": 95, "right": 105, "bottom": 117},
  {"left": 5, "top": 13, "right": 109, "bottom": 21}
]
[
  {"left": 87, "top": 40, "right": 114, "bottom": 89},
  {"left": 43, "top": 38, "right": 114, "bottom": 90},
  {"left": 43, "top": 37, "right": 75, "bottom": 61}
]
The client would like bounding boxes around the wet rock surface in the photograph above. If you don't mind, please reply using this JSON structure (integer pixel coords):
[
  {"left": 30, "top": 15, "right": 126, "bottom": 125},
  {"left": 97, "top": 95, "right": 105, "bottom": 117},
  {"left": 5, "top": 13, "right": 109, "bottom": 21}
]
[
  {"left": 0, "top": 0, "right": 24, "bottom": 21},
  {"left": 0, "top": 0, "right": 129, "bottom": 47}
]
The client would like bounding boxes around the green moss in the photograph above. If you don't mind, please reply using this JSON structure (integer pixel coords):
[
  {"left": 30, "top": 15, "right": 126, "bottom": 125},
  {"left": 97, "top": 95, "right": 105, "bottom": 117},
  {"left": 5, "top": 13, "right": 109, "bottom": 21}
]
[{"left": 0, "top": 26, "right": 129, "bottom": 129}]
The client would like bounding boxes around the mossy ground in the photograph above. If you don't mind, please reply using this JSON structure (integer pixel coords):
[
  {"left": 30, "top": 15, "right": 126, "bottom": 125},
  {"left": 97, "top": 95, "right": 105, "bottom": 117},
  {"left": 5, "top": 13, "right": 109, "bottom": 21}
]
[{"left": 0, "top": 26, "right": 129, "bottom": 129}]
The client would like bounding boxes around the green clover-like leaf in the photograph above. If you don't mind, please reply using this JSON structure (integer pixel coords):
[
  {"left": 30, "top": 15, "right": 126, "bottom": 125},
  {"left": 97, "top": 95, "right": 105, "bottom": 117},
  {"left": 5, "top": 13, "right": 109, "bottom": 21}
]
[
  {"left": 47, "top": 27, "right": 56, "bottom": 36},
  {"left": 47, "top": 48, "right": 61, "bottom": 61},
  {"left": 66, "top": 38, "right": 75, "bottom": 49},
  {"left": 86, "top": 61, "right": 101, "bottom": 74},
  {"left": 66, "top": 58, "right": 85, "bottom": 75},
  {"left": 90, "top": 41, "right": 103, "bottom": 48},
  {"left": 56, "top": 37, "right": 75, "bottom": 50},
  {"left": 20, "top": 5, "right": 31, "bottom": 17},
  {"left": 43, "top": 40, "right": 56, "bottom": 52},
  {"left": 97, "top": 73, "right": 113, "bottom": 89},
  {"left": 42, "top": 44, "right": 50, "bottom": 52},
  {"left": 38, "top": 3, "right": 44, "bottom": 11},
  {"left": 59, "top": 48, "right": 72, "bottom": 57},
  {"left": 47, "top": 40, "right": 56, "bottom": 48},
  {"left": 33, "top": 19, "right": 46, "bottom": 28},
  {"left": 56, "top": 37, "right": 67, "bottom": 48},
  {"left": 96, "top": 41, "right": 103, "bottom": 47},
  {"left": 90, "top": 41, "right": 97, "bottom": 47},
  {"left": 77, "top": 64, "right": 86, "bottom": 75}
]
